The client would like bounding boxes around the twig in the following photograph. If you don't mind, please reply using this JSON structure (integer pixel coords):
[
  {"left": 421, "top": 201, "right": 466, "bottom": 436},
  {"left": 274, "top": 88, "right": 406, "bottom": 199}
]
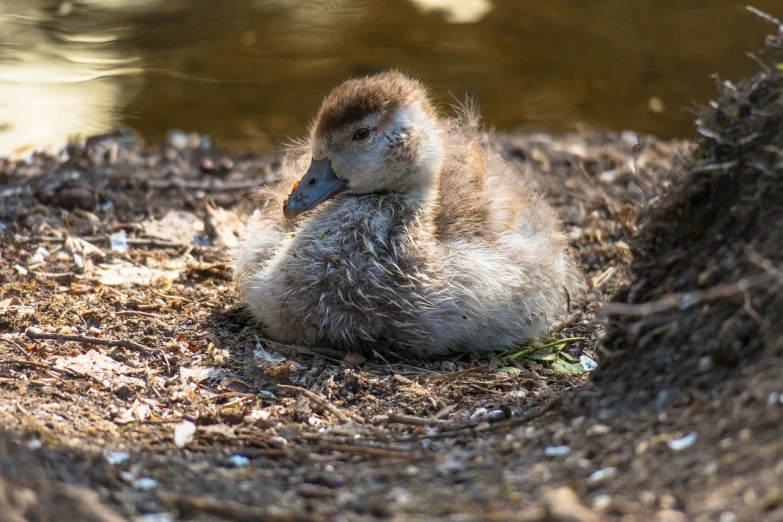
[
  {"left": 323, "top": 443, "right": 428, "bottom": 460},
  {"left": 149, "top": 288, "right": 197, "bottom": 303},
  {"left": 32, "top": 271, "right": 76, "bottom": 281},
  {"left": 158, "top": 492, "right": 325, "bottom": 522},
  {"left": 146, "top": 179, "right": 265, "bottom": 192},
  {"left": 276, "top": 384, "right": 359, "bottom": 424},
  {"left": 375, "top": 413, "right": 449, "bottom": 427},
  {"left": 601, "top": 273, "right": 776, "bottom": 317},
  {"left": 473, "top": 397, "right": 561, "bottom": 434},
  {"left": 404, "top": 398, "right": 561, "bottom": 441},
  {"left": 0, "top": 377, "right": 58, "bottom": 386},
  {"left": 264, "top": 341, "right": 347, "bottom": 361},
  {"left": 115, "top": 310, "right": 161, "bottom": 320},
  {"left": 0, "top": 358, "right": 63, "bottom": 376},
  {"left": 18, "top": 235, "right": 218, "bottom": 251},
  {"left": 466, "top": 383, "right": 505, "bottom": 395},
  {"left": 401, "top": 509, "right": 547, "bottom": 522},
  {"left": 428, "top": 365, "right": 490, "bottom": 382},
  {"left": 592, "top": 265, "right": 619, "bottom": 290},
  {"left": 0, "top": 337, "right": 32, "bottom": 354},
  {"left": 25, "top": 327, "right": 165, "bottom": 360}
]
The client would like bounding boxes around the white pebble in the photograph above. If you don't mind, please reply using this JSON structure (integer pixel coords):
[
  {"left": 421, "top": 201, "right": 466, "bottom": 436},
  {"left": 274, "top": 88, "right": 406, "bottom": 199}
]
[
  {"left": 173, "top": 421, "right": 197, "bottom": 448},
  {"left": 103, "top": 450, "right": 130, "bottom": 465},
  {"left": 580, "top": 355, "right": 598, "bottom": 371},
  {"left": 227, "top": 455, "right": 250, "bottom": 468},
  {"left": 544, "top": 445, "right": 570, "bottom": 457},
  {"left": 110, "top": 230, "right": 129, "bottom": 253},
  {"left": 133, "top": 477, "right": 158, "bottom": 490},
  {"left": 588, "top": 467, "right": 617, "bottom": 484},
  {"left": 668, "top": 432, "right": 698, "bottom": 451}
]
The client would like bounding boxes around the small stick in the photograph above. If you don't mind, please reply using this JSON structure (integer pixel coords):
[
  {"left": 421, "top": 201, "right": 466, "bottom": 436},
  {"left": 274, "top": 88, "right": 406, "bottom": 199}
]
[
  {"left": 428, "top": 365, "right": 489, "bottom": 382},
  {"left": 276, "top": 384, "right": 359, "bottom": 424},
  {"left": 473, "top": 397, "right": 561, "bottom": 434},
  {"left": 405, "top": 398, "right": 561, "bottom": 441},
  {"left": 0, "top": 358, "right": 79, "bottom": 380},
  {"left": 158, "top": 492, "right": 325, "bottom": 522},
  {"left": 266, "top": 341, "right": 346, "bottom": 360},
  {"left": 115, "top": 310, "right": 161, "bottom": 320},
  {"left": 323, "top": 443, "right": 428, "bottom": 460},
  {"left": 0, "top": 377, "right": 58, "bottom": 386},
  {"left": 146, "top": 178, "right": 265, "bottom": 192},
  {"left": 375, "top": 413, "right": 449, "bottom": 427},
  {"left": 149, "top": 288, "right": 197, "bottom": 303},
  {"left": 25, "top": 327, "right": 164, "bottom": 360},
  {"left": 400, "top": 509, "right": 547, "bottom": 522},
  {"left": 18, "top": 235, "right": 218, "bottom": 251},
  {"left": 601, "top": 274, "right": 775, "bottom": 317}
]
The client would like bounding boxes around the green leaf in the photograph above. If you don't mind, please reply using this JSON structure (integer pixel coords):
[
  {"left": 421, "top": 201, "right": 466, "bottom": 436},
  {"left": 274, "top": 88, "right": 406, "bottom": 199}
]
[
  {"left": 525, "top": 348, "right": 557, "bottom": 362},
  {"left": 551, "top": 357, "right": 586, "bottom": 376},
  {"left": 560, "top": 351, "right": 579, "bottom": 363}
]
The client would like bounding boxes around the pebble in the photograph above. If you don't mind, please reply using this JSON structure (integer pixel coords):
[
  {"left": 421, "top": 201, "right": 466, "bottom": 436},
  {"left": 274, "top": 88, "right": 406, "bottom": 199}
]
[
  {"left": 103, "top": 450, "right": 130, "bottom": 465},
  {"left": 296, "top": 483, "right": 332, "bottom": 499},
  {"left": 593, "top": 494, "right": 614, "bottom": 513},
  {"left": 267, "top": 436, "right": 288, "bottom": 449},
  {"left": 470, "top": 407, "right": 488, "bottom": 419},
  {"left": 544, "top": 487, "right": 600, "bottom": 522},
  {"left": 654, "top": 509, "right": 688, "bottom": 522},
  {"left": 668, "top": 432, "right": 698, "bottom": 451},
  {"left": 659, "top": 494, "right": 677, "bottom": 509},
  {"left": 640, "top": 491, "right": 657, "bottom": 506},
  {"left": 110, "top": 230, "right": 129, "bottom": 253},
  {"left": 580, "top": 354, "right": 598, "bottom": 371},
  {"left": 173, "top": 421, "right": 197, "bottom": 448},
  {"left": 698, "top": 356, "right": 714, "bottom": 373},
  {"left": 544, "top": 445, "right": 571, "bottom": 457},
  {"left": 592, "top": 494, "right": 613, "bottom": 512},
  {"left": 29, "top": 246, "right": 49, "bottom": 264},
  {"left": 586, "top": 424, "right": 611, "bottom": 436},
  {"left": 588, "top": 467, "right": 617, "bottom": 484},
  {"left": 166, "top": 130, "right": 188, "bottom": 150},
  {"left": 227, "top": 455, "right": 250, "bottom": 468},
  {"left": 136, "top": 515, "right": 174, "bottom": 522}
]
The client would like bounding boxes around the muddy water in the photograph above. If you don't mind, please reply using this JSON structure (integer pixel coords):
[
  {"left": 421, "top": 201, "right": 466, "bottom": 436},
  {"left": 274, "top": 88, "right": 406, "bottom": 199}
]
[{"left": 0, "top": 0, "right": 780, "bottom": 154}]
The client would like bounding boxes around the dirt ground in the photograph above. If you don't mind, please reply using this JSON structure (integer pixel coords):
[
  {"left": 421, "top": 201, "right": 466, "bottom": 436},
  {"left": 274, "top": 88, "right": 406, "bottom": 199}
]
[{"left": 1, "top": 25, "right": 782, "bottom": 522}]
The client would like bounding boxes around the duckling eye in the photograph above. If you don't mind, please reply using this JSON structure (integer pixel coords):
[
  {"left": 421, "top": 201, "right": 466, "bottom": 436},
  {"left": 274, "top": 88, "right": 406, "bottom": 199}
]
[{"left": 352, "top": 128, "right": 370, "bottom": 141}]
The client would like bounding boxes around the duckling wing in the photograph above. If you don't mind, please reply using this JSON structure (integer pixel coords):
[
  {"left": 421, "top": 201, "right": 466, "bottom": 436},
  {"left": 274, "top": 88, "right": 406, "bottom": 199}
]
[
  {"left": 434, "top": 123, "right": 494, "bottom": 242},
  {"left": 435, "top": 105, "right": 583, "bottom": 308}
]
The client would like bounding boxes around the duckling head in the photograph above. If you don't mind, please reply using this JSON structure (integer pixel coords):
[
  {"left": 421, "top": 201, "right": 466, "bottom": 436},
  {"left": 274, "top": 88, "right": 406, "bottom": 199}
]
[{"left": 283, "top": 72, "right": 444, "bottom": 219}]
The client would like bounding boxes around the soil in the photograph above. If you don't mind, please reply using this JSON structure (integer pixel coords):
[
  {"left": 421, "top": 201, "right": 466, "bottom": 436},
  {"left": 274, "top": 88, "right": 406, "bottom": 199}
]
[{"left": 0, "top": 25, "right": 782, "bottom": 522}]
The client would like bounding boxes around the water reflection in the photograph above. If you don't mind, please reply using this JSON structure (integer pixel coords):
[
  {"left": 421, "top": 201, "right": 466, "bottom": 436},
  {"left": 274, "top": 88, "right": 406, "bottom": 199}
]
[
  {"left": 0, "top": 0, "right": 780, "bottom": 156},
  {"left": 0, "top": 0, "right": 148, "bottom": 155}
]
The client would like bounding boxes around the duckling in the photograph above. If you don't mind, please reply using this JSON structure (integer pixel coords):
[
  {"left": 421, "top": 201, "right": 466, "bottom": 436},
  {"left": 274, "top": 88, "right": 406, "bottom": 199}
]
[{"left": 233, "top": 71, "right": 582, "bottom": 359}]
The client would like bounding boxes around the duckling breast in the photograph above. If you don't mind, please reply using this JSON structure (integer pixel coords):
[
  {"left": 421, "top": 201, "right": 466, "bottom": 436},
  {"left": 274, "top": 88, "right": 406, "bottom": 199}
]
[{"left": 243, "top": 195, "right": 438, "bottom": 350}]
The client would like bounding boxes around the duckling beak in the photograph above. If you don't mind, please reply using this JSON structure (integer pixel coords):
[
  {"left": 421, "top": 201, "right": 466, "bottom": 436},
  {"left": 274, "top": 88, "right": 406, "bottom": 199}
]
[{"left": 283, "top": 158, "right": 348, "bottom": 219}]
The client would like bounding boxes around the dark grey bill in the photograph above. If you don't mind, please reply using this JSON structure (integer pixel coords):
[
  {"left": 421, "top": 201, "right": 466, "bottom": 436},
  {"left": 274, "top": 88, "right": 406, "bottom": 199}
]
[{"left": 282, "top": 158, "right": 348, "bottom": 219}]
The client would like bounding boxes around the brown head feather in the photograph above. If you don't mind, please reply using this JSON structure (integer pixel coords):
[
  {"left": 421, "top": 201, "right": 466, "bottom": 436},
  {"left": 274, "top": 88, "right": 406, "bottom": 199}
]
[{"left": 313, "top": 71, "right": 435, "bottom": 139}]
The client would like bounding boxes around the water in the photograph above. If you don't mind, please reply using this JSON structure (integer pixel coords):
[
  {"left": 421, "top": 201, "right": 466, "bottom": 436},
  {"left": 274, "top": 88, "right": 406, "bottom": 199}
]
[{"left": 0, "top": 0, "right": 780, "bottom": 155}]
